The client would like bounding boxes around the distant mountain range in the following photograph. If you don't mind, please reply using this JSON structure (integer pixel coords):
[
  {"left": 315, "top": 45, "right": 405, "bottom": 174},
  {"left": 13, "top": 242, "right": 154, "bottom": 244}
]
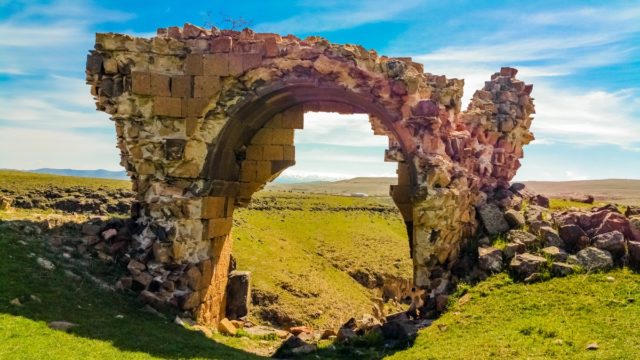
[{"left": 28, "top": 168, "right": 129, "bottom": 180}]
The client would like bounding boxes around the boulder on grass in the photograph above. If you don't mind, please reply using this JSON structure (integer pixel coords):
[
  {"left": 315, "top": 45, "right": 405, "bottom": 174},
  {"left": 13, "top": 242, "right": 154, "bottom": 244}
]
[
  {"left": 478, "top": 246, "right": 503, "bottom": 273},
  {"left": 572, "top": 247, "right": 613, "bottom": 271},
  {"left": 559, "top": 224, "right": 589, "bottom": 252},
  {"left": 541, "top": 246, "right": 568, "bottom": 262},
  {"left": 504, "top": 209, "right": 525, "bottom": 228},
  {"left": 477, "top": 203, "right": 510, "bottom": 235},
  {"left": 539, "top": 226, "right": 564, "bottom": 248},
  {"left": 628, "top": 241, "right": 640, "bottom": 270},
  {"left": 510, "top": 253, "right": 547, "bottom": 279},
  {"left": 507, "top": 230, "right": 539, "bottom": 248},
  {"left": 592, "top": 231, "right": 625, "bottom": 260}
]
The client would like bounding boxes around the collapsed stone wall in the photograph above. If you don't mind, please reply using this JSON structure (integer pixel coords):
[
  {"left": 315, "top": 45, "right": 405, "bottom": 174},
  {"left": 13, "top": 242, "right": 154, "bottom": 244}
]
[{"left": 85, "top": 23, "right": 535, "bottom": 325}]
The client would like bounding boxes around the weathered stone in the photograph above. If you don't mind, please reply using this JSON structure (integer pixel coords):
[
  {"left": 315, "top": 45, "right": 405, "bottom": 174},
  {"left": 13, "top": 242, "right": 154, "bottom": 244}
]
[
  {"left": 507, "top": 230, "right": 539, "bottom": 248},
  {"left": 509, "top": 253, "right": 546, "bottom": 279},
  {"left": 503, "top": 240, "right": 526, "bottom": 259},
  {"left": 226, "top": 271, "right": 250, "bottom": 320},
  {"left": 478, "top": 203, "right": 510, "bottom": 235},
  {"left": 628, "top": 241, "right": 640, "bottom": 270},
  {"left": 0, "top": 196, "right": 12, "bottom": 210},
  {"left": 592, "top": 231, "right": 625, "bottom": 260},
  {"left": 539, "top": 226, "right": 564, "bottom": 248},
  {"left": 504, "top": 209, "right": 525, "bottom": 228},
  {"left": 551, "top": 262, "right": 576, "bottom": 277},
  {"left": 478, "top": 246, "right": 503, "bottom": 273},
  {"left": 48, "top": 321, "right": 78, "bottom": 332},
  {"left": 559, "top": 224, "right": 589, "bottom": 252},
  {"left": 572, "top": 247, "right": 613, "bottom": 271},
  {"left": 218, "top": 318, "right": 237, "bottom": 336},
  {"left": 541, "top": 246, "right": 568, "bottom": 262}
]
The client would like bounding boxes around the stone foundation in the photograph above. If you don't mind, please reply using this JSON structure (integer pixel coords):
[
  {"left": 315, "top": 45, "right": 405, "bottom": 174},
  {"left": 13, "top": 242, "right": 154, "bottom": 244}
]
[{"left": 86, "top": 23, "right": 535, "bottom": 325}]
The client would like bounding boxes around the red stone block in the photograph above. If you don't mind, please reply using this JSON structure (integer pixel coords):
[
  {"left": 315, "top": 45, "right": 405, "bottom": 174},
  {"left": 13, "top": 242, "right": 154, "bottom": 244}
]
[
  {"left": 185, "top": 54, "right": 203, "bottom": 75},
  {"left": 131, "top": 71, "right": 151, "bottom": 95},
  {"left": 150, "top": 73, "right": 171, "bottom": 96},
  {"left": 211, "top": 36, "right": 233, "bottom": 52},
  {"left": 203, "top": 53, "right": 229, "bottom": 76},
  {"left": 153, "top": 97, "right": 183, "bottom": 117},
  {"left": 228, "top": 54, "right": 244, "bottom": 76},
  {"left": 184, "top": 98, "right": 208, "bottom": 117},
  {"left": 264, "top": 37, "right": 278, "bottom": 57},
  {"left": 171, "top": 75, "right": 192, "bottom": 98},
  {"left": 194, "top": 75, "right": 221, "bottom": 98}
]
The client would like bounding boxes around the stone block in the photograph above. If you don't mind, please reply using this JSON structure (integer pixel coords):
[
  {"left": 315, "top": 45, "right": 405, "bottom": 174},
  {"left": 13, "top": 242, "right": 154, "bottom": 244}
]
[
  {"left": 186, "top": 118, "right": 199, "bottom": 137},
  {"left": 228, "top": 54, "right": 244, "bottom": 76},
  {"left": 256, "top": 161, "right": 272, "bottom": 180},
  {"left": 283, "top": 146, "right": 295, "bottom": 161},
  {"left": 131, "top": 71, "right": 151, "bottom": 95},
  {"left": 282, "top": 107, "right": 304, "bottom": 129},
  {"left": 194, "top": 75, "right": 221, "bottom": 98},
  {"left": 218, "top": 318, "right": 237, "bottom": 336},
  {"left": 271, "top": 129, "right": 294, "bottom": 145},
  {"left": 185, "top": 54, "right": 203, "bottom": 75},
  {"left": 208, "top": 217, "right": 233, "bottom": 238},
  {"left": 264, "top": 37, "right": 278, "bottom": 57},
  {"left": 211, "top": 36, "right": 233, "bottom": 52},
  {"left": 242, "top": 53, "right": 263, "bottom": 71},
  {"left": 184, "top": 98, "right": 208, "bottom": 117},
  {"left": 150, "top": 73, "right": 171, "bottom": 96},
  {"left": 103, "top": 58, "right": 118, "bottom": 74},
  {"left": 251, "top": 129, "right": 272, "bottom": 144},
  {"left": 239, "top": 161, "right": 257, "bottom": 182},
  {"left": 245, "top": 145, "right": 263, "bottom": 160},
  {"left": 262, "top": 145, "right": 283, "bottom": 160},
  {"left": 226, "top": 271, "right": 251, "bottom": 320},
  {"left": 153, "top": 97, "right": 183, "bottom": 117},
  {"left": 203, "top": 53, "right": 229, "bottom": 76},
  {"left": 202, "top": 196, "right": 234, "bottom": 219},
  {"left": 171, "top": 75, "right": 192, "bottom": 97}
]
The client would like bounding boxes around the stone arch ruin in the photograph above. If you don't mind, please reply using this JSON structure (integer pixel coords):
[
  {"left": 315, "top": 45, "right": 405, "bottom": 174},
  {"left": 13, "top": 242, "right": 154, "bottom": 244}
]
[{"left": 86, "top": 24, "right": 535, "bottom": 325}]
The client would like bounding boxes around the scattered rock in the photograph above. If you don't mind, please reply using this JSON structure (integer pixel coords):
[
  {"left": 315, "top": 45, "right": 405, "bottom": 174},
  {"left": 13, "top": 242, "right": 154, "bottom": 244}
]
[
  {"left": 0, "top": 196, "right": 12, "bottom": 210},
  {"left": 507, "top": 230, "right": 539, "bottom": 248},
  {"left": 541, "top": 246, "right": 568, "bottom": 262},
  {"left": 289, "top": 325, "right": 312, "bottom": 336},
  {"left": 509, "top": 253, "right": 547, "bottom": 279},
  {"left": 218, "top": 318, "right": 237, "bottom": 336},
  {"left": 539, "top": 226, "right": 564, "bottom": 248},
  {"left": 503, "top": 241, "right": 526, "bottom": 259},
  {"left": 533, "top": 194, "right": 550, "bottom": 208},
  {"left": 48, "top": 321, "right": 78, "bottom": 332},
  {"left": 9, "top": 298, "right": 21, "bottom": 306},
  {"left": 226, "top": 271, "right": 251, "bottom": 320},
  {"left": 381, "top": 312, "right": 417, "bottom": 340},
  {"left": 572, "top": 247, "right": 613, "bottom": 271},
  {"left": 36, "top": 257, "right": 55, "bottom": 271},
  {"left": 559, "top": 224, "right": 589, "bottom": 252},
  {"left": 320, "top": 329, "right": 337, "bottom": 340},
  {"left": 592, "top": 231, "right": 625, "bottom": 260},
  {"left": 477, "top": 203, "right": 510, "bottom": 235},
  {"left": 586, "top": 342, "right": 599, "bottom": 350},
  {"left": 81, "top": 223, "right": 101, "bottom": 236},
  {"left": 628, "top": 241, "right": 640, "bottom": 270},
  {"left": 504, "top": 209, "right": 525, "bottom": 228},
  {"left": 551, "top": 262, "right": 576, "bottom": 277},
  {"left": 478, "top": 246, "right": 503, "bottom": 273}
]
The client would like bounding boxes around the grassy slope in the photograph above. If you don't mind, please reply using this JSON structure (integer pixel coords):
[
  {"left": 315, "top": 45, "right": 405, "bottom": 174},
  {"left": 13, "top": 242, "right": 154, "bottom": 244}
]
[
  {"left": 0, "top": 226, "right": 260, "bottom": 360},
  {"left": 233, "top": 191, "right": 411, "bottom": 328},
  {"left": 388, "top": 270, "right": 640, "bottom": 360}
]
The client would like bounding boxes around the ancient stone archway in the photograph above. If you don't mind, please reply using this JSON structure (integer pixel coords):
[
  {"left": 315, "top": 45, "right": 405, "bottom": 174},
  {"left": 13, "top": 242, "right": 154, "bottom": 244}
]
[{"left": 86, "top": 24, "right": 535, "bottom": 325}]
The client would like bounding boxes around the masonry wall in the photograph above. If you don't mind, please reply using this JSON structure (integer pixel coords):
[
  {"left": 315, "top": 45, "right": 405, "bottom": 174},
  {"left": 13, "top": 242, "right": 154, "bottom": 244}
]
[{"left": 86, "top": 24, "right": 535, "bottom": 325}]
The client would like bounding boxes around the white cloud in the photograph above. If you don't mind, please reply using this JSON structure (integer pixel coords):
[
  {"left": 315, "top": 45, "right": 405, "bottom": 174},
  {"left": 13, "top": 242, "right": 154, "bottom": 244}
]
[
  {"left": 255, "top": 0, "right": 426, "bottom": 34},
  {"left": 299, "top": 112, "right": 389, "bottom": 147},
  {"left": 0, "top": 75, "right": 111, "bottom": 129},
  {"left": 0, "top": 127, "right": 120, "bottom": 170}
]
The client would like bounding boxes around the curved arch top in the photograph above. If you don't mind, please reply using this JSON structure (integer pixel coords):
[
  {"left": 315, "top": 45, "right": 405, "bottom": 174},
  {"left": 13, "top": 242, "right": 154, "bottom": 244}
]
[{"left": 203, "top": 82, "right": 410, "bottom": 181}]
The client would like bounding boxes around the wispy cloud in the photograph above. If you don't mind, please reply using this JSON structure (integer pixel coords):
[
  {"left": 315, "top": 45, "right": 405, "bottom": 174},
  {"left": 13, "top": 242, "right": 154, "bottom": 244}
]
[
  {"left": 255, "top": 0, "right": 425, "bottom": 34},
  {"left": 299, "top": 112, "right": 389, "bottom": 147}
]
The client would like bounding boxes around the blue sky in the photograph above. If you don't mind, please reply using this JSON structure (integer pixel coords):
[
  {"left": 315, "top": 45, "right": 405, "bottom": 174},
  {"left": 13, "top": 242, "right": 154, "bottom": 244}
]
[{"left": 1, "top": 0, "right": 639, "bottom": 181}]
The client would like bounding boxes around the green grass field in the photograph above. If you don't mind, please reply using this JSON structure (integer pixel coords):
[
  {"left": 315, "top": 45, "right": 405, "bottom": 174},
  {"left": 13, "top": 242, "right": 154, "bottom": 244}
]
[
  {"left": 3, "top": 170, "right": 640, "bottom": 359},
  {"left": 0, "top": 170, "right": 130, "bottom": 193}
]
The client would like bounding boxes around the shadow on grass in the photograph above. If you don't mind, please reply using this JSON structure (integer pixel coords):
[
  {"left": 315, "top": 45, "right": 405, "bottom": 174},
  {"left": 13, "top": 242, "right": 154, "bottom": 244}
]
[{"left": 0, "top": 219, "right": 263, "bottom": 359}]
